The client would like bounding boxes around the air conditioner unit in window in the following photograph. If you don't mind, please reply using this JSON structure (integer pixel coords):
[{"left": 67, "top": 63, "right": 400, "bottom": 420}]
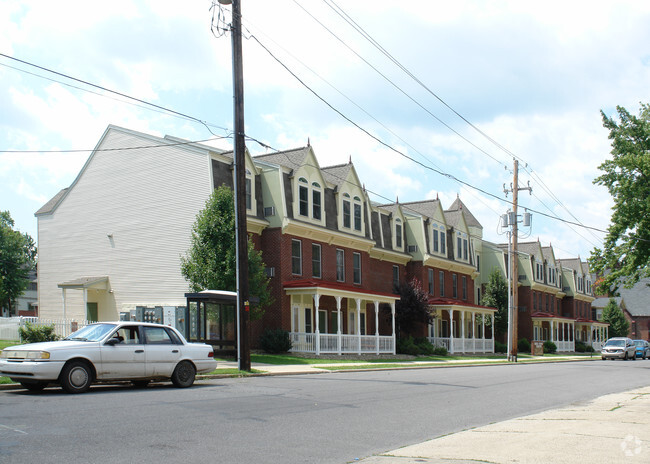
[
  {"left": 264, "top": 206, "right": 276, "bottom": 217},
  {"left": 266, "top": 267, "right": 275, "bottom": 277},
  {"left": 407, "top": 245, "right": 418, "bottom": 253}
]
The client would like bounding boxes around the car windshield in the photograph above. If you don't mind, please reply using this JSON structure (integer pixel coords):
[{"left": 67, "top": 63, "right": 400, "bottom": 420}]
[
  {"left": 64, "top": 323, "right": 117, "bottom": 342},
  {"left": 605, "top": 339, "right": 625, "bottom": 347},
  {"left": 634, "top": 341, "right": 646, "bottom": 346}
]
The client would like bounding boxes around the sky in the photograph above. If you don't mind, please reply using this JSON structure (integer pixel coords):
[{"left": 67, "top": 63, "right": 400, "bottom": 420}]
[{"left": 2, "top": 0, "right": 650, "bottom": 262}]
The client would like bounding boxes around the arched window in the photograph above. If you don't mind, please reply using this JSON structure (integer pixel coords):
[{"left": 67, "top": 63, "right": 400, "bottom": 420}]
[
  {"left": 298, "top": 177, "right": 309, "bottom": 217},
  {"left": 312, "top": 182, "right": 321, "bottom": 220}
]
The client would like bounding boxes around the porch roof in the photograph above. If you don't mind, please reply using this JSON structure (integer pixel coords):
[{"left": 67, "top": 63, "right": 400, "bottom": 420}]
[
  {"left": 57, "top": 276, "right": 109, "bottom": 290},
  {"left": 428, "top": 297, "right": 496, "bottom": 312},
  {"left": 575, "top": 317, "right": 609, "bottom": 326},
  {"left": 283, "top": 279, "right": 398, "bottom": 303},
  {"left": 531, "top": 311, "right": 576, "bottom": 323}
]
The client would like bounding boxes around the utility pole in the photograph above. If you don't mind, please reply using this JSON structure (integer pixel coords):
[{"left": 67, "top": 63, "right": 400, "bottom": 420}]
[
  {"left": 503, "top": 159, "right": 532, "bottom": 362},
  {"left": 222, "top": 0, "right": 250, "bottom": 371}
]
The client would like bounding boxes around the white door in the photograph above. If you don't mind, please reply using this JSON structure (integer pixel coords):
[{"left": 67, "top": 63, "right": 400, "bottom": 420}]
[
  {"left": 99, "top": 325, "right": 146, "bottom": 379},
  {"left": 142, "top": 326, "right": 182, "bottom": 376}
]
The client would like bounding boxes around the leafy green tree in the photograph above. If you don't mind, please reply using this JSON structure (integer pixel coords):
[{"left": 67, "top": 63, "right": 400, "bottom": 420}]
[
  {"left": 0, "top": 211, "right": 37, "bottom": 316},
  {"left": 481, "top": 267, "right": 508, "bottom": 340},
  {"left": 590, "top": 103, "right": 650, "bottom": 294},
  {"left": 393, "top": 277, "right": 433, "bottom": 339},
  {"left": 601, "top": 298, "right": 629, "bottom": 338},
  {"left": 180, "top": 186, "right": 272, "bottom": 319}
]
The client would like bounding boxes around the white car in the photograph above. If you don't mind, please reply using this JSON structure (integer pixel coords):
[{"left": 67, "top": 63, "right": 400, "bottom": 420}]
[{"left": 0, "top": 322, "right": 217, "bottom": 393}]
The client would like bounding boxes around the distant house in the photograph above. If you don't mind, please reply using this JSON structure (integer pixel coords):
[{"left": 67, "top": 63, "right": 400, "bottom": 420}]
[{"left": 593, "top": 279, "right": 650, "bottom": 340}]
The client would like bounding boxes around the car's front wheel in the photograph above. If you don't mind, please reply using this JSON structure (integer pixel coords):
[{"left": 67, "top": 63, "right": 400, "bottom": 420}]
[
  {"left": 60, "top": 360, "right": 93, "bottom": 393},
  {"left": 171, "top": 361, "right": 196, "bottom": 388}
]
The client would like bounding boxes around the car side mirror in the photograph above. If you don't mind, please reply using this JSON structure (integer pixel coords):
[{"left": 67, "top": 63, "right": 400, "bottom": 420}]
[{"left": 105, "top": 338, "right": 119, "bottom": 346}]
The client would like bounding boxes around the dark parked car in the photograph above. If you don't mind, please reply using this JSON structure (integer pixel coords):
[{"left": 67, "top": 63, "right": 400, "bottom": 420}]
[{"left": 633, "top": 340, "right": 650, "bottom": 359}]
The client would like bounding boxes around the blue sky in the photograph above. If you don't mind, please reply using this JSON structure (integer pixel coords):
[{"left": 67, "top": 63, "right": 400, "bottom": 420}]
[{"left": 2, "top": 0, "right": 650, "bottom": 261}]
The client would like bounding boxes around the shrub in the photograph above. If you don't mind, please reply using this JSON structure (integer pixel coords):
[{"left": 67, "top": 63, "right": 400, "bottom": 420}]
[
  {"left": 518, "top": 338, "right": 531, "bottom": 353},
  {"left": 413, "top": 337, "right": 435, "bottom": 355},
  {"left": 432, "top": 346, "right": 448, "bottom": 356},
  {"left": 495, "top": 341, "right": 507, "bottom": 353},
  {"left": 19, "top": 321, "right": 59, "bottom": 343},
  {"left": 575, "top": 341, "right": 595, "bottom": 353},
  {"left": 259, "top": 328, "right": 292, "bottom": 354},
  {"left": 543, "top": 340, "right": 557, "bottom": 354},
  {"left": 397, "top": 336, "right": 420, "bottom": 355}
]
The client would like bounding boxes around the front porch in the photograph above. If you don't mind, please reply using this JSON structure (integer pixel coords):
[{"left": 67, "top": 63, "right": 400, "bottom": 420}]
[
  {"left": 285, "top": 280, "right": 398, "bottom": 355},
  {"left": 532, "top": 312, "right": 576, "bottom": 352},
  {"left": 575, "top": 319, "right": 609, "bottom": 352},
  {"left": 427, "top": 298, "right": 496, "bottom": 354}
]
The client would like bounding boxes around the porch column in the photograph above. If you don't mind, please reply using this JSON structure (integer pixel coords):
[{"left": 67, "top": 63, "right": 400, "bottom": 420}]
[
  {"left": 355, "top": 298, "right": 362, "bottom": 355},
  {"left": 391, "top": 301, "right": 396, "bottom": 355},
  {"left": 472, "top": 311, "right": 476, "bottom": 353},
  {"left": 481, "top": 313, "right": 486, "bottom": 353},
  {"left": 61, "top": 288, "right": 67, "bottom": 321},
  {"left": 448, "top": 309, "right": 454, "bottom": 354},
  {"left": 374, "top": 301, "right": 380, "bottom": 355},
  {"left": 313, "top": 294, "right": 321, "bottom": 356},
  {"left": 461, "top": 311, "right": 465, "bottom": 354},
  {"left": 550, "top": 320, "right": 555, "bottom": 344},
  {"left": 336, "top": 296, "right": 342, "bottom": 355}
]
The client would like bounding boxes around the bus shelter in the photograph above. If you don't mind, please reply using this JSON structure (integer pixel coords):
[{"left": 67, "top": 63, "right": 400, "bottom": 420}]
[{"left": 184, "top": 290, "right": 238, "bottom": 355}]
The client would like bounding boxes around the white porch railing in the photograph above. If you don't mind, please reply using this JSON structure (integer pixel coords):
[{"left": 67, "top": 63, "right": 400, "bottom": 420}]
[
  {"left": 591, "top": 341, "right": 604, "bottom": 352},
  {"left": 554, "top": 340, "right": 575, "bottom": 352},
  {"left": 0, "top": 317, "right": 94, "bottom": 341},
  {"left": 429, "top": 337, "right": 494, "bottom": 354},
  {"left": 290, "top": 332, "right": 395, "bottom": 354}
]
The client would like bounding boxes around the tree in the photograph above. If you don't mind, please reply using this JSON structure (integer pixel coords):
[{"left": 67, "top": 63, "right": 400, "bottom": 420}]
[
  {"left": 0, "top": 211, "right": 36, "bottom": 316},
  {"left": 180, "top": 186, "right": 272, "bottom": 319},
  {"left": 601, "top": 298, "right": 629, "bottom": 338},
  {"left": 393, "top": 277, "right": 433, "bottom": 339},
  {"left": 590, "top": 103, "right": 650, "bottom": 294},
  {"left": 481, "top": 267, "right": 508, "bottom": 340}
]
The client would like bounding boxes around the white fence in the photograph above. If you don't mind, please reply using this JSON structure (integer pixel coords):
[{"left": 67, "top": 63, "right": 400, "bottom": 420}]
[{"left": 0, "top": 317, "right": 94, "bottom": 342}]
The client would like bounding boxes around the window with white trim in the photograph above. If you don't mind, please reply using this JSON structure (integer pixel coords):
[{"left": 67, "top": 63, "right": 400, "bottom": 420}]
[
  {"left": 353, "top": 196, "right": 362, "bottom": 231},
  {"left": 336, "top": 249, "right": 345, "bottom": 282},
  {"left": 312, "top": 243, "right": 321, "bottom": 278},
  {"left": 342, "top": 193, "right": 351, "bottom": 228},
  {"left": 291, "top": 239, "right": 302, "bottom": 275},
  {"left": 395, "top": 218, "right": 403, "bottom": 249},
  {"left": 428, "top": 268, "right": 434, "bottom": 294},
  {"left": 298, "top": 177, "right": 309, "bottom": 217},
  {"left": 353, "top": 252, "right": 361, "bottom": 285},
  {"left": 312, "top": 182, "right": 322, "bottom": 221}
]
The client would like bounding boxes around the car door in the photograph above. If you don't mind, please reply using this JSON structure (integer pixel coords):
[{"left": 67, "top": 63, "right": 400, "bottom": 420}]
[
  {"left": 99, "top": 325, "right": 146, "bottom": 379},
  {"left": 142, "top": 326, "right": 182, "bottom": 377}
]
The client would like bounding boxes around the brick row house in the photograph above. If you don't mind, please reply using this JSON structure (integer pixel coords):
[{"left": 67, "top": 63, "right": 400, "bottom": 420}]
[
  {"left": 478, "top": 240, "right": 606, "bottom": 352},
  {"left": 35, "top": 125, "right": 601, "bottom": 355}
]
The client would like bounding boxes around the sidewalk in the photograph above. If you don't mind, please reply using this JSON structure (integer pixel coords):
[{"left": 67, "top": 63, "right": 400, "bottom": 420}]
[{"left": 356, "top": 386, "right": 650, "bottom": 463}]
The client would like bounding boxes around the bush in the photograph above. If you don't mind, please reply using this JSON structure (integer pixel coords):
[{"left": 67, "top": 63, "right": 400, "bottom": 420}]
[
  {"left": 495, "top": 341, "right": 507, "bottom": 353},
  {"left": 543, "top": 340, "right": 557, "bottom": 354},
  {"left": 413, "top": 337, "right": 435, "bottom": 356},
  {"left": 432, "top": 346, "right": 448, "bottom": 356},
  {"left": 259, "top": 328, "right": 292, "bottom": 354},
  {"left": 397, "top": 336, "right": 420, "bottom": 355},
  {"left": 19, "top": 321, "right": 59, "bottom": 343},
  {"left": 575, "top": 341, "right": 595, "bottom": 353},
  {"left": 518, "top": 338, "right": 531, "bottom": 353}
]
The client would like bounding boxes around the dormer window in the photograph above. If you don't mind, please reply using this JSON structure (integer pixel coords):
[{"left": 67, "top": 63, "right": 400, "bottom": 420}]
[
  {"left": 312, "top": 182, "right": 322, "bottom": 220},
  {"left": 342, "top": 193, "right": 351, "bottom": 228},
  {"left": 432, "top": 224, "right": 447, "bottom": 256},
  {"left": 456, "top": 232, "right": 468, "bottom": 262},
  {"left": 298, "top": 177, "right": 309, "bottom": 217},
  {"left": 245, "top": 168, "right": 252, "bottom": 211},
  {"left": 395, "top": 218, "right": 403, "bottom": 249},
  {"left": 353, "top": 196, "right": 362, "bottom": 231}
]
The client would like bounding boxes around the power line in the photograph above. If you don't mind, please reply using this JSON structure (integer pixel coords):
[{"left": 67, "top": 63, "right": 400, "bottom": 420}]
[{"left": 0, "top": 53, "right": 231, "bottom": 137}]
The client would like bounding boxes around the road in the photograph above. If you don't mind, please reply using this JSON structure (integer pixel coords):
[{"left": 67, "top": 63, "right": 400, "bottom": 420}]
[{"left": 1, "top": 360, "right": 649, "bottom": 464}]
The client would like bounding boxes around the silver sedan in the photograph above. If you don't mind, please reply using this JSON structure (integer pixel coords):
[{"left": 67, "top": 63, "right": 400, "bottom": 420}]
[{"left": 0, "top": 322, "right": 217, "bottom": 393}]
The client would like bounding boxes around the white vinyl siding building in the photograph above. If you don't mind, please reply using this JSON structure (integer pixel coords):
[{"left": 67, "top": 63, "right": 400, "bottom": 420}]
[{"left": 36, "top": 126, "right": 218, "bottom": 321}]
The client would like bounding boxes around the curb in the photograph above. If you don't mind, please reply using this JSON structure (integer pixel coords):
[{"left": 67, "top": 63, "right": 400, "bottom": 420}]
[{"left": 0, "top": 356, "right": 598, "bottom": 391}]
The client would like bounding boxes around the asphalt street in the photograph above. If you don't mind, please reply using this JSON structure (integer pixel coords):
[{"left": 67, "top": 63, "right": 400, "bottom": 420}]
[{"left": 1, "top": 360, "right": 649, "bottom": 464}]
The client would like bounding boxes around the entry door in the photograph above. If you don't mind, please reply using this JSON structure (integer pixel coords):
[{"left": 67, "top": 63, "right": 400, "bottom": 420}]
[
  {"left": 318, "top": 310, "right": 327, "bottom": 333},
  {"left": 86, "top": 302, "right": 98, "bottom": 321}
]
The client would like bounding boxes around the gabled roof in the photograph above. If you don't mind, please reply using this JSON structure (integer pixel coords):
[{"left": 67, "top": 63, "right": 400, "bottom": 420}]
[
  {"left": 516, "top": 241, "right": 543, "bottom": 258},
  {"left": 558, "top": 258, "right": 584, "bottom": 273},
  {"left": 397, "top": 199, "right": 443, "bottom": 220},
  {"left": 321, "top": 163, "right": 353, "bottom": 190},
  {"left": 253, "top": 146, "right": 310, "bottom": 171},
  {"left": 618, "top": 278, "right": 650, "bottom": 317},
  {"left": 35, "top": 188, "right": 68, "bottom": 216},
  {"left": 447, "top": 197, "right": 482, "bottom": 229},
  {"left": 541, "top": 246, "right": 556, "bottom": 265}
]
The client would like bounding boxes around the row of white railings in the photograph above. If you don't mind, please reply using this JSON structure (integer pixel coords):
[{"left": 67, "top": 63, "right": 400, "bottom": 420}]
[
  {"left": 290, "top": 332, "right": 395, "bottom": 354},
  {"left": 0, "top": 317, "right": 94, "bottom": 342}
]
